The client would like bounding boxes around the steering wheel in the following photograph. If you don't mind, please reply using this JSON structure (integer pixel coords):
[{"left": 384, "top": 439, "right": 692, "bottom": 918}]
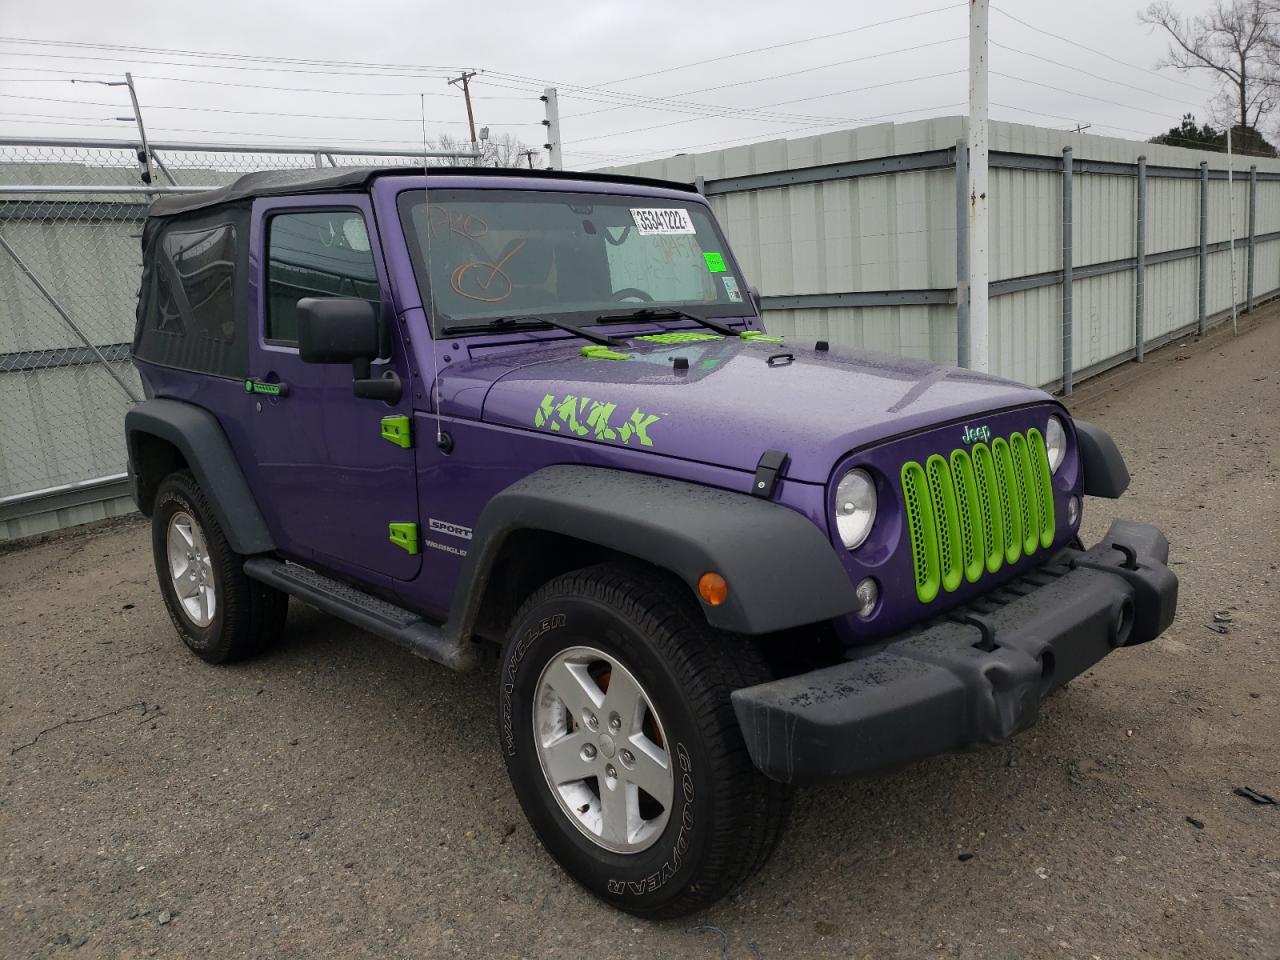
[{"left": 610, "top": 287, "right": 654, "bottom": 303}]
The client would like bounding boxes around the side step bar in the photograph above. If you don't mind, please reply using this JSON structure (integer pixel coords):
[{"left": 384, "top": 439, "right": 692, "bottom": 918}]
[{"left": 243, "top": 558, "right": 479, "bottom": 672}]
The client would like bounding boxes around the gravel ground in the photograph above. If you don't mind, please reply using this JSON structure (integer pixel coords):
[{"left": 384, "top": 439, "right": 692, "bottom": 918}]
[{"left": 2, "top": 309, "right": 1277, "bottom": 960}]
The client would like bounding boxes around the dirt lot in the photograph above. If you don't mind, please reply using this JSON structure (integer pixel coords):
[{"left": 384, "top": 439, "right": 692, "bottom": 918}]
[{"left": 2, "top": 310, "right": 1277, "bottom": 960}]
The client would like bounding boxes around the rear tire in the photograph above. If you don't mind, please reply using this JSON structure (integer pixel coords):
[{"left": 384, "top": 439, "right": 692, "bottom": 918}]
[
  {"left": 498, "top": 562, "right": 790, "bottom": 919},
  {"left": 150, "top": 470, "right": 287, "bottom": 664}
]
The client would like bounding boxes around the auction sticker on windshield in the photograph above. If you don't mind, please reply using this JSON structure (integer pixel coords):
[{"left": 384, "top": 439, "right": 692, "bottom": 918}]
[{"left": 631, "top": 207, "right": 696, "bottom": 235}]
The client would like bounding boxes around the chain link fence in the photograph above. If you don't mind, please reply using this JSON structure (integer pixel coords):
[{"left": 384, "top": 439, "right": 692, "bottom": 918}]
[{"left": 0, "top": 137, "right": 450, "bottom": 540}]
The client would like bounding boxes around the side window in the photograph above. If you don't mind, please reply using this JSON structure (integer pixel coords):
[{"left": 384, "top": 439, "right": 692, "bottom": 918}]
[
  {"left": 152, "top": 222, "right": 238, "bottom": 342},
  {"left": 265, "top": 210, "right": 380, "bottom": 344}
]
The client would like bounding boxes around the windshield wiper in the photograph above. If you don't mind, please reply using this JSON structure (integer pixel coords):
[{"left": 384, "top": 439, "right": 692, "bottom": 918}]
[
  {"left": 594, "top": 307, "right": 741, "bottom": 337},
  {"left": 441, "top": 314, "right": 612, "bottom": 346}
]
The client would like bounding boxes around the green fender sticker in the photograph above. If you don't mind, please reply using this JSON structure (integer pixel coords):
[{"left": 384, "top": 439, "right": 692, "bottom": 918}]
[
  {"left": 580, "top": 345, "right": 630, "bottom": 361},
  {"left": 634, "top": 331, "right": 722, "bottom": 344},
  {"left": 703, "top": 251, "right": 727, "bottom": 273},
  {"left": 534, "top": 394, "right": 662, "bottom": 447}
]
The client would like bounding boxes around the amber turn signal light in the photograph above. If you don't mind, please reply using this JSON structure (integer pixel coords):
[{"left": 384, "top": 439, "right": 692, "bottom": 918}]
[{"left": 698, "top": 572, "right": 728, "bottom": 606}]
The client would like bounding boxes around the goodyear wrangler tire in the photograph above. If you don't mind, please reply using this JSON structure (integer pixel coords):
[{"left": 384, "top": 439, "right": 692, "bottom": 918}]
[
  {"left": 151, "top": 470, "right": 287, "bottom": 664},
  {"left": 498, "top": 562, "right": 790, "bottom": 919}
]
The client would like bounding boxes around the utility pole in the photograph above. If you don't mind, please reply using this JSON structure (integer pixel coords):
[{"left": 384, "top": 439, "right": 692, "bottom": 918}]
[
  {"left": 542, "top": 86, "right": 563, "bottom": 171},
  {"left": 519, "top": 149, "right": 537, "bottom": 169},
  {"left": 967, "top": 0, "right": 990, "bottom": 373},
  {"left": 448, "top": 70, "right": 479, "bottom": 163},
  {"left": 77, "top": 73, "right": 155, "bottom": 185},
  {"left": 123, "top": 73, "right": 154, "bottom": 186},
  {"left": 1227, "top": 125, "right": 1238, "bottom": 335}
]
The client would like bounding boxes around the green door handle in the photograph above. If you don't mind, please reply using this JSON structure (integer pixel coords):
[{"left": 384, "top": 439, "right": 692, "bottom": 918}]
[{"left": 245, "top": 378, "right": 289, "bottom": 397}]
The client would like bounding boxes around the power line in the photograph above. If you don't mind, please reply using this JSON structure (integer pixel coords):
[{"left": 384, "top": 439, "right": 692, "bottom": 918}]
[
  {"left": 593, "top": 101, "right": 967, "bottom": 165},
  {"left": 0, "top": 49, "right": 466, "bottom": 83},
  {"left": 589, "top": 3, "right": 966, "bottom": 87},
  {"left": 990, "top": 101, "right": 1238, "bottom": 149},
  {"left": 0, "top": 92, "right": 120, "bottom": 107},
  {"left": 560, "top": 36, "right": 965, "bottom": 121},
  {"left": 990, "top": 41, "right": 1204, "bottom": 110},
  {"left": 0, "top": 114, "right": 447, "bottom": 147},
  {"left": 477, "top": 66, "right": 966, "bottom": 133},
  {"left": 987, "top": 4, "right": 1216, "bottom": 95},
  {"left": 564, "top": 69, "right": 967, "bottom": 146},
  {"left": 991, "top": 71, "right": 1183, "bottom": 120},
  {"left": 0, "top": 109, "right": 119, "bottom": 122},
  {"left": 0, "top": 68, "right": 528, "bottom": 99},
  {"left": 475, "top": 39, "right": 975, "bottom": 118},
  {"left": 0, "top": 35, "right": 469, "bottom": 76},
  {"left": 0, "top": 91, "right": 538, "bottom": 124},
  {"left": 990, "top": 101, "right": 1151, "bottom": 137},
  {"left": 475, "top": 75, "right": 861, "bottom": 128}
]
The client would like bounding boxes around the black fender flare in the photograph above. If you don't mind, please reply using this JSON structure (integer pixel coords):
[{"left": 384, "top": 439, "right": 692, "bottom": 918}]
[
  {"left": 1074, "top": 420, "right": 1130, "bottom": 498},
  {"left": 448, "top": 465, "right": 860, "bottom": 636},
  {"left": 124, "top": 398, "right": 275, "bottom": 555}
]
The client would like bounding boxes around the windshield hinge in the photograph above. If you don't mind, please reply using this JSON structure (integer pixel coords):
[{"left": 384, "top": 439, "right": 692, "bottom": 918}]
[
  {"left": 380, "top": 415, "right": 412, "bottom": 449},
  {"left": 388, "top": 522, "right": 420, "bottom": 555}
]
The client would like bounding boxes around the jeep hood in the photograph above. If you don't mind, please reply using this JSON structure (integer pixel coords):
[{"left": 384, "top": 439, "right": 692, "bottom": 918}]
[{"left": 471, "top": 335, "right": 1050, "bottom": 483}]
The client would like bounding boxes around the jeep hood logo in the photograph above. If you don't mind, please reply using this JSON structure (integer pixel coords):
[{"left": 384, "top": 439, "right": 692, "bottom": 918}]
[
  {"left": 961, "top": 424, "right": 991, "bottom": 444},
  {"left": 534, "top": 394, "right": 662, "bottom": 447}
]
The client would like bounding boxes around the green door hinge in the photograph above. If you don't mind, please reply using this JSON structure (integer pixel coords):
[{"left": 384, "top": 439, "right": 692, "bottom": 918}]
[
  {"left": 388, "top": 522, "right": 419, "bottom": 555},
  {"left": 380, "top": 414, "right": 412, "bottom": 449}
]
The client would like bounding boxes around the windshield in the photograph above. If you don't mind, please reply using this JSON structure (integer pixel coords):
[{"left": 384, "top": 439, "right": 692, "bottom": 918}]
[{"left": 396, "top": 189, "right": 750, "bottom": 334}]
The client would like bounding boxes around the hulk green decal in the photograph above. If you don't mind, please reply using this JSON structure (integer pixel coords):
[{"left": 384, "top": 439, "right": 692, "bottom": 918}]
[{"left": 534, "top": 394, "right": 662, "bottom": 447}]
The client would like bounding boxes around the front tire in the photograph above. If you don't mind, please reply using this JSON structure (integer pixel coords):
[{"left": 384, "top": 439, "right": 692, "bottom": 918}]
[
  {"left": 150, "top": 470, "right": 286, "bottom": 664},
  {"left": 498, "top": 563, "right": 790, "bottom": 919}
]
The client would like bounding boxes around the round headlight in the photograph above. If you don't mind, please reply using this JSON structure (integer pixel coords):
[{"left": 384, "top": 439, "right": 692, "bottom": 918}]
[
  {"left": 1045, "top": 416, "right": 1067, "bottom": 474},
  {"left": 835, "top": 469, "right": 877, "bottom": 550}
]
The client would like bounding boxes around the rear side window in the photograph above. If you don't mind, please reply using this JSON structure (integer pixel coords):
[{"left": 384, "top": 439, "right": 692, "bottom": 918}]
[
  {"left": 265, "top": 210, "right": 381, "bottom": 344},
  {"left": 159, "top": 224, "right": 238, "bottom": 343},
  {"left": 133, "top": 204, "right": 250, "bottom": 378}
]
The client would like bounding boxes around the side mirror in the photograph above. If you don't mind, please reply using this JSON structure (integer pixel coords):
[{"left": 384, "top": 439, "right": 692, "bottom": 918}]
[
  {"left": 748, "top": 285, "right": 763, "bottom": 316},
  {"left": 296, "top": 297, "right": 401, "bottom": 403},
  {"left": 297, "top": 297, "right": 380, "bottom": 364}
]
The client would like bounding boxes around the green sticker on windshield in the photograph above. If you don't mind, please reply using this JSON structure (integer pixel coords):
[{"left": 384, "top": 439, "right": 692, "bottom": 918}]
[{"left": 703, "top": 252, "right": 727, "bottom": 273}]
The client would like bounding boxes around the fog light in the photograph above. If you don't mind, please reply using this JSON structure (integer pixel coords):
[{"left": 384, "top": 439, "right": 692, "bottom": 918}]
[
  {"left": 1067, "top": 495, "right": 1081, "bottom": 526},
  {"left": 855, "top": 578, "right": 879, "bottom": 618}
]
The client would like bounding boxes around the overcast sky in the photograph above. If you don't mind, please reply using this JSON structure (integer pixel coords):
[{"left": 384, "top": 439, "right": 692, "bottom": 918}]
[{"left": 0, "top": 0, "right": 1225, "bottom": 169}]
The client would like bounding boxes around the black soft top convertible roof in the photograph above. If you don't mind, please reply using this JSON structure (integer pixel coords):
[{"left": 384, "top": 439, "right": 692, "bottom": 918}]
[{"left": 147, "top": 165, "right": 699, "bottom": 218}]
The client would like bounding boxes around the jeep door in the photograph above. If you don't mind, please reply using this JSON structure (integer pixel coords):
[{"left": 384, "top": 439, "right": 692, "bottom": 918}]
[{"left": 245, "top": 195, "right": 421, "bottom": 582}]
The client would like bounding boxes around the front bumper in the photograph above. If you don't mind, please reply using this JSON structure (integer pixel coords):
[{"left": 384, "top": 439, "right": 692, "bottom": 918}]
[{"left": 732, "top": 520, "right": 1178, "bottom": 785}]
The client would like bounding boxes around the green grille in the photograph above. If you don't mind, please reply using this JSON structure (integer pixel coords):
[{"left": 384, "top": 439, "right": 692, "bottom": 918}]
[
  {"left": 900, "top": 461, "right": 940, "bottom": 603},
  {"left": 949, "top": 449, "right": 985, "bottom": 584},
  {"left": 1026, "top": 428, "right": 1056, "bottom": 548},
  {"left": 902, "top": 429, "right": 1057, "bottom": 603}
]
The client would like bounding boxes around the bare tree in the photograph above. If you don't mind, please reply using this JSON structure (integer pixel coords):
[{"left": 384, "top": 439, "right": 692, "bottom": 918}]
[
  {"left": 429, "top": 132, "right": 542, "bottom": 168},
  {"left": 1140, "top": 1, "right": 1276, "bottom": 132}
]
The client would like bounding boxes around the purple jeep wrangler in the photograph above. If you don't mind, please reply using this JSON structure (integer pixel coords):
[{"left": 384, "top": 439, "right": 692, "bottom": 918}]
[{"left": 126, "top": 167, "right": 1177, "bottom": 918}]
